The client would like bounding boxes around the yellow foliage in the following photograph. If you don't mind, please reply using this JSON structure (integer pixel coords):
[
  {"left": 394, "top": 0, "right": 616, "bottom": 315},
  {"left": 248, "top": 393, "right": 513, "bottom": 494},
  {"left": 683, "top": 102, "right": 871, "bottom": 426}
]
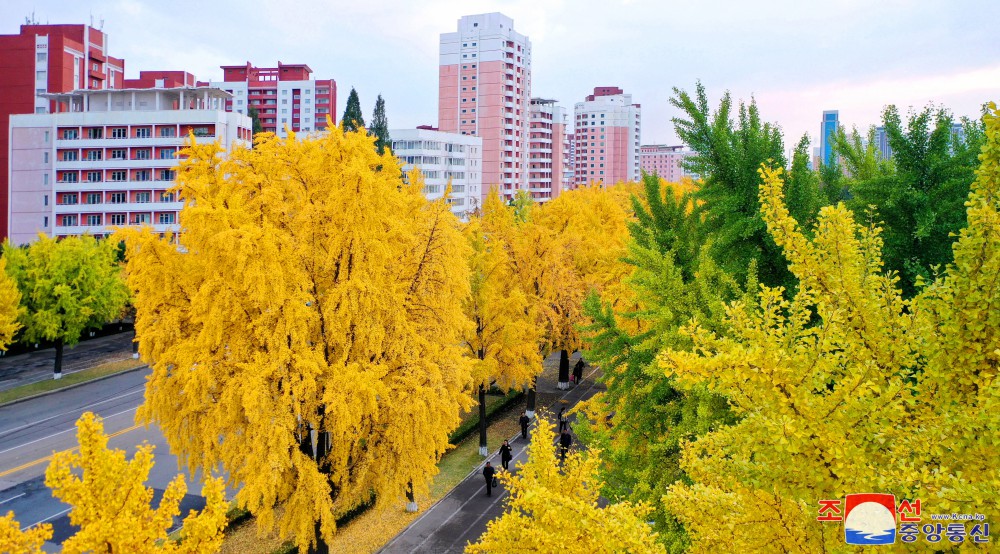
[
  {"left": 0, "top": 512, "right": 51, "bottom": 554},
  {"left": 0, "top": 256, "right": 23, "bottom": 349},
  {"left": 658, "top": 103, "right": 1000, "bottom": 553},
  {"left": 462, "top": 191, "right": 541, "bottom": 390},
  {"left": 121, "top": 128, "right": 473, "bottom": 550},
  {"left": 466, "top": 416, "right": 664, "bottom": 554},
  {"left": 44, "top": 412, "right": 227, "bottom": 553}
]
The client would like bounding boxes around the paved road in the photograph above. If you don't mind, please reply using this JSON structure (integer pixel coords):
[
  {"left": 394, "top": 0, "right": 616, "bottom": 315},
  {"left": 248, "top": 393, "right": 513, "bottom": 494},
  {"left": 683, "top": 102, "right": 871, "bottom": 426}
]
[
  {"left": 380, "top": 362, "right": 604, "bottom": 554},
  {"left": 0, "top": 367, "right": 207, "bottom": 551},
  {"left": 0, "top": 332, "right": 137, "bottom": 392}
]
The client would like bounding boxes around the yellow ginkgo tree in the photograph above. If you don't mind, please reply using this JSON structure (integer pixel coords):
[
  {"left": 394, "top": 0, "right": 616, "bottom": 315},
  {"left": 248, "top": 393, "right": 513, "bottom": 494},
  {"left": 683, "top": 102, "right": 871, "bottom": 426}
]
[
  {"left": 0, "top": 256, "right": 23, "bottom": 349},
  {"left": 121, "top": 127, "right": 473, "bottom": 551},
  {"left": 657, "top": 102, "right": 1000, "bottom": 551},
  {"left": 45, "top": 412, "right": 227, "bottom": 554},
  {"left": 0, "top": 511, "right": 51, "bottom": 554},
  {"left": 466, "top": 415, "right": 664, "bottom": 554},
  {"left": 462, "top": 191, "right": 541, "bottom": 456}
]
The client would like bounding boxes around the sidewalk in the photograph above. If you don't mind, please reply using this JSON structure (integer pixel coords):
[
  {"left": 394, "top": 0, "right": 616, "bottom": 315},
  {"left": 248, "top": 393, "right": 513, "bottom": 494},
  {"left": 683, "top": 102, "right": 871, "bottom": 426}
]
[
  {"left": 379, "top": 352, "right": 603, "bottom": 554},
  {"left": 0, "top": 332, "right": 136, "bottom": 393}
]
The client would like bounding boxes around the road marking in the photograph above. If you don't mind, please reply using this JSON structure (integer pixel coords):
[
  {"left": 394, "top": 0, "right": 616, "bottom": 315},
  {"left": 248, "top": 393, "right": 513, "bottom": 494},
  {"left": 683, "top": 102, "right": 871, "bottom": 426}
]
[
  {"left": 0, "top": 492, "right": 25, "bottom": 504},
  {"left": 0, "top": 406, "right": 138, "bottom": 456},
  {"left": 0, "top": 387, "right": 144, "bottom": 439},
  {"left": 20, "top": 507, "right": 70, "bottom": 531},
  {"left": 0, "top": 421, "right": 144, "bottom": 479}
]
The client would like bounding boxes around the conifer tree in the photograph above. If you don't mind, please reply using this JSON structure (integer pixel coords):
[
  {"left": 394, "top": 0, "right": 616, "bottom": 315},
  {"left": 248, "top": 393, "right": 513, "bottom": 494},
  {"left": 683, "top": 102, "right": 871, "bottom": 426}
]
[
  {"left": 341, "top": 88, "right": 365, "bottom": 132},
  {"left": 3, "top": 235, "right": 129, "bottom": 378},
  {"left": 369, "top": 94, "right": 391, "bottom": 155},
  {"left": 121, "top": 128, "right": 473, "bottom": 551}
]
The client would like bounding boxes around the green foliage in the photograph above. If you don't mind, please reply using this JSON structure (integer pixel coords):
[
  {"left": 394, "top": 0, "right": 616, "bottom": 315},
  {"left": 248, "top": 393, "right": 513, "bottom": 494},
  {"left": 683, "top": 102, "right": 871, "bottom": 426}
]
[
  {"left": 3, "top": 234, "right": 129, "bottom": 349},
  {"left": 369, "top": 94, "right": 391, "bottom": 155},
  {"left": 246, "top": 106, "right": 263, "bottom": 137},
  {"left": 342, "top": 88, "right": 365, "bottom": 133},
  {"left": 844, "top": 104, "right": 986, "bottom": 296},
  {"left": 509, "top": 189, "right": 534, "bottom": 223},
  {"left": 784, "top": 134, "right": 823, "bottom": 233},
  {"left": 670, "top": 82, "right": 791, "bottom": 290}
]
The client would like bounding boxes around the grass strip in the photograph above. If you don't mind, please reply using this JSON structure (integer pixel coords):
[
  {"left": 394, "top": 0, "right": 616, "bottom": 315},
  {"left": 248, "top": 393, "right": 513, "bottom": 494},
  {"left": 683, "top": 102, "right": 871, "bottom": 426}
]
[{"left": 0, "top": 358, "right": 146, "bottom": 405}]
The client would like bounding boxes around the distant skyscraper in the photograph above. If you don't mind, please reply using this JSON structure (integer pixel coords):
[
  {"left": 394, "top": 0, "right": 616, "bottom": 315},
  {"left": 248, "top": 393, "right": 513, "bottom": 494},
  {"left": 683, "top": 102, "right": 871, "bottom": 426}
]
[
  {"left": 528, "top": 98, "right": 569, "bottom": 202},
  {"left": 820, "top": 110, "right": 839, "bottom": 166},
  {"left": 573, "top": 87, "right": 641, "bottom": 186},
  {"left": 438, "top": 13, "right": 532, "bottom": 203},
  {"left": 873, "top": 126, "right": 892, "bottom": 160}
]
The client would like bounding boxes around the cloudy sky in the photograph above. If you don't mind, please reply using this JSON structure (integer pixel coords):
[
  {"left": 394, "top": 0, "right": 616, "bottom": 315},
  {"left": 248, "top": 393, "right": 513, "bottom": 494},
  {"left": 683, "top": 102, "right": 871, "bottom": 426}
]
[{"left": 6, "top": 0, "right": 999, "bottom": 154}]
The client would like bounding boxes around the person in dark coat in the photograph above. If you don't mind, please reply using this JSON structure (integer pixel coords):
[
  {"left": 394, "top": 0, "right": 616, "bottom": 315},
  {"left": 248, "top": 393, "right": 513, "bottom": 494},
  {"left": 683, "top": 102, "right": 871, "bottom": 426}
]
[
  {"left": 519, "top": 411, "right": 530, "bottom": 439},
  {"left": 559, "top": 429, "right": 572, "bottom": 463},
  {"left": 483, "top": 462, "right": 496, "bottom": 496},
  {"left": 573, "top": 359, "right": 585, "bottom": 385},
  {"left": 558, "top": 407, "right": 567, "bottom": 432},
  {"left": 499, "top": 440, "right": 513, "bottom": 470}
]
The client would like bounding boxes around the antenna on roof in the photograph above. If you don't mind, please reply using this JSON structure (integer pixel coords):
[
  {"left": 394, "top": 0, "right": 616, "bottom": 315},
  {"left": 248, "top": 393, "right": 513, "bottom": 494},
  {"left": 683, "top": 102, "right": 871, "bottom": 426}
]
[{"left": 25, "top": 11, "right": 40, "bottom": 25}]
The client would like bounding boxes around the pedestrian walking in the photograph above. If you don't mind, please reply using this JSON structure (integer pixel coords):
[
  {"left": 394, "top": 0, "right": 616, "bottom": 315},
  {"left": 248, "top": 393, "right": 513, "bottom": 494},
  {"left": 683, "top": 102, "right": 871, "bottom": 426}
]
[
  {"left": 573, "top": 359, "right": 585, "bottom": 385},
  {"left": 519, "top": 411, "right": 530, "bottom": 439},
  {"left": 559, "top": 429, "right": 572, "bottom": 463},
  {"left": 558, "top": 407, "right": 567, "bottom": 432},
  {"left": 500, "top": 440, "right": 513, "bottom": 471},
  {"left": 483, "top": 462, "right": 496, "bottom": 497}
]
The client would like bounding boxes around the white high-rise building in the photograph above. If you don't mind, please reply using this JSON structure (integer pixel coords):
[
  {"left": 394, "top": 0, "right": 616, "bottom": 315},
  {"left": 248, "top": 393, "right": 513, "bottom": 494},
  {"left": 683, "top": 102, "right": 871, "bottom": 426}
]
[
  {"left": 528, "top": 98, "right": 570, "bottom": 202},
  {"left": 391, "top": 128, "right": 483, "bottom": 219}
]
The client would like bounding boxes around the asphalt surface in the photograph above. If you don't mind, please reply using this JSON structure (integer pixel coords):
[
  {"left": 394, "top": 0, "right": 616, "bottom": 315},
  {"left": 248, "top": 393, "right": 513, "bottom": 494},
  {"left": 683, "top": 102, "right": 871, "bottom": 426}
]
[
  {"left": 380, "top": 361, "right": 604, "bottom": 554},
  {"left": 0, "top": 367, "right": 208, "bottom": 551}
]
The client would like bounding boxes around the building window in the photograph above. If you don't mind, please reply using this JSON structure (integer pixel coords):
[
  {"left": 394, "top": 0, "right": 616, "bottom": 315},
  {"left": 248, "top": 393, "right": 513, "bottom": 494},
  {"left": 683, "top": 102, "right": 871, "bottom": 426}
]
[
  {"left": 158, "top": 212, "right": 175, "bottom": 224},
  {"left": 87, "top": 128, "right": 102, "bottom": 139},
  {"left": 136, "top": 192, "right": 151, "bottom": 203},
  {"left": 60, "top": 215, "right": 77, "bottom": 227},
  {"left": 62, "top": 151, "right": 78, "bottom": 161},
  {"left": 135, "top": 149, "right": 150, "bottom": 160},
  {"left": 160, "top": 192, "right": 176, "bottom": 202},
  {"left": 86, "top": 193, "right": 102, "bottom": 204},
  {"left": 87, "top": 171, "right": 102, "bottom": 182},
  {"left": 110, "top": 170, "right": 126, "bottom": 182},
  {"left": 61, "top": 173, "right": 78, "bottom": 183},
  {"left": 135, "top": 127, "right": 151, "bottom": 138},
  {"left": 43, "top": 152, "right": 49, "bottom": 163},
  {"left": 43, "top": 216, "right": 49, "bottom": 228},
  {"left": 86, "top": 150, "right": 101, "bottom": 161},
  {"left": 110, "top": 213, "right": 126, "bottom": 225},
  {"left": 111, "top": 128, "right": 127, "bottom": 139},
  {"left": 160, "top": 127, "right": 176, "bottom": 137},
  {"left": 134, "top": 170, "right": 150, "bottom": 182},
  {"left": 158, "top": 169, "right": 175, "bottom": 181},
  {"left": 158, "top": 148, "right": 176, "bottom": 160},
  {"left": 86, "top": 214, "right": 101, "bottom": 226},
  {"left": 110, "top": 192, "right": 126, "bottom": 204},
  {"left": 133, "top": 213, "right": 151, "bottom": 225}
]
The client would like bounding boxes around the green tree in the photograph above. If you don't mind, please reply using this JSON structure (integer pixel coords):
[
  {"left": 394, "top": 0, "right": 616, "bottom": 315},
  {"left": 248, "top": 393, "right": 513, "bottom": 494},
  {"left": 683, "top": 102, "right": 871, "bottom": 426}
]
[
  {"left": 843, "top": 104, "right": 985, "bottom": 296},
  {"left": 784, "top": 134, "right": 823, "bottom": 232},
  {"left": 246, "top": 105, "right": 263, "bottom": 137},
  {"left": 4, "top": 235, "right": 129, "bottom": 378},
  {"left": 369, "top": 94, "right": 391, "bottom": 155},
  {"left": 342, "top": 88, "right": 365, "bottom": 133},
  {"left": 670, "top": 82, "right": 790, "bottom": 290}
]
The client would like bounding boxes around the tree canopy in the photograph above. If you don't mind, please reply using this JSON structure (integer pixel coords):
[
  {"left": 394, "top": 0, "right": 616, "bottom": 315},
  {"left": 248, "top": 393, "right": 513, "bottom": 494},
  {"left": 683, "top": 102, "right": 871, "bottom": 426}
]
[
  {"left": 342, "top": 88, "right": 365, "bottom": 133},
  {"left": 369, "top": 94, "right": 391, "bottom": 155}
]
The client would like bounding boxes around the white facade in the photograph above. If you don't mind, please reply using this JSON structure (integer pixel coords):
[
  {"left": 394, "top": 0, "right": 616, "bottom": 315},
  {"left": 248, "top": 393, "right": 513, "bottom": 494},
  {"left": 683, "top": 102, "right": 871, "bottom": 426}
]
[
  {"left": 209, "top": 79, "right": 322, "bottom": 137},
  {"left": 528, "top": 98, "right": 570, "bottom": 202},
  {"left": 7, "top": 87, "right": 251, "bottom": 245},
  {"left": 391, "top": 128, "right": 483, "bottom": 219}
]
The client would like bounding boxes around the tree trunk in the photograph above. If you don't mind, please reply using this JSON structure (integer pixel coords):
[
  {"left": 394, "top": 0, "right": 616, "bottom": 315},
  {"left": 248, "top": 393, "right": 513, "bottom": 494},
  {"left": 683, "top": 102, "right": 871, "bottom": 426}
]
[
  {"left": 53, "top": 338, "right": 64, "bottom": 380},
  {"left": 308, "top": 520, "right": 330, "bottom": 554},
  {"left": 557, "top": 349, "right": 569, "bottom": 390},
  {"left": 525, "top": 377, "right": 537, "bottom": 419},
  {"left": 405, "top": 480, "right": 418, "bottom": 512},
  {"left": 132, "top": 327, "right": 140, "bottom": 359},
  {"left": 478, "top": 384, "right": 488, "bottom": 456}
]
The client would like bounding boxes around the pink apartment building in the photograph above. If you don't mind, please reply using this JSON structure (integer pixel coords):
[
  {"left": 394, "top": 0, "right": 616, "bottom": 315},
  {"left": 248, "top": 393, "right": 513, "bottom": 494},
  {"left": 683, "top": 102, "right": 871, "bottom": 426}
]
[
  {"left": 439, "top": 13, "right": 531, "bottom": 203},
  {"left": 639, "top": 144, "right": 697, "bottom": 183},
  {"left": 7, "top": 87, "right": 251, "bottom": 245},
  {"left": 573, "top": 87, "right": 641, "bottom": 186},
  {"left": 528, "top": 98, "right": 570, "bottom": 202}
]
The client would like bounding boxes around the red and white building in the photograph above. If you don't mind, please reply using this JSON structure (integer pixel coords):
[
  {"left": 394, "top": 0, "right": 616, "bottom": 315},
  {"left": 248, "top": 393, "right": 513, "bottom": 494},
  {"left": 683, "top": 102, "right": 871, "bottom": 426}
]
[
  {"left": 573, "top": 87, "right": 641, "bottom": 186},
  {"left": 7, "top": 87, "right": 251, "bottom": 245},
  {"left": 209, "top": 62, "right": 336, "bottom": 137},
  {"left": 528, "top": 98, "right": 570, "bottom": 202},
  {"left": 0, "top": 24, "right": 127, "bottom": 240},
  {"left": 438, "top": 13, "right": 531, "bottom": 203},
  {"left": 639, "top": 144, "right": 697, "bottom": 183}
]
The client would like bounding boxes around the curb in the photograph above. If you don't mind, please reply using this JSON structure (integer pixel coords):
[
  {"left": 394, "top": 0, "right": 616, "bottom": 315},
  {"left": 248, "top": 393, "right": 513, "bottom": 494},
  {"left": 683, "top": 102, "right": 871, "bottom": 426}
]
[{"left": 0, "top": 364, "right": 149, "bottom": 409}]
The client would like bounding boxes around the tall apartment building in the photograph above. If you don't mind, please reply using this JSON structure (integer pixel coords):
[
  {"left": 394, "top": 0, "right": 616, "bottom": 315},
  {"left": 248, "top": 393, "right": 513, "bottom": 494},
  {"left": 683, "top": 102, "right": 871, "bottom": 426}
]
[
  {"left": 639, "top": 145, "right": 697, "bottom": 183},
  {"left": 391, "top": 127, "right": 483, "bottom": 219},
  {"left": 528, "top": 98, "right": 570, "bottom": 202},
  {"left": 573, "top": 87, "right": 641, "bottom": 186},
  {"left": 7, "top": 87, "right": 251, "bottom": 245},
  {"left": 819, "top": 110, "right": 839, "bottom": 166},
  {"left": 0, "top": 23, "right": 126, "bottom": 240},
  {"left": 210, "top": 62, "right": 336, "bottom": 137},
  {"left": 438, "top": 13, "right": 531, "bottom": 203}
]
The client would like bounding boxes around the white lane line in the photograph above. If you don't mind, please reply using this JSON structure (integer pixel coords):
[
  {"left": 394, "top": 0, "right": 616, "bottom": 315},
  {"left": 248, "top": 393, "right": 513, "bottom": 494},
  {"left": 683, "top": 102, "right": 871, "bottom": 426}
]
[
  {"left": 0, "top": 492, "right": 25, "bottom": 505},
  {"left": 0, "top": 406, "right": 138, "bottom": 456},
  {"left": 20, "top": 507, "right": 70, "bottom": 531},
  {"left": 0, "top": 388, "right": 144, "bottom": 439}
]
